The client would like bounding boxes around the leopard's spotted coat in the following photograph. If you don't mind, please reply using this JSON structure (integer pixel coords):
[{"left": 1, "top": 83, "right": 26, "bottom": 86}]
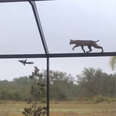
[{"left": 70, "top": 40, "right": 104, "bottom": 53}]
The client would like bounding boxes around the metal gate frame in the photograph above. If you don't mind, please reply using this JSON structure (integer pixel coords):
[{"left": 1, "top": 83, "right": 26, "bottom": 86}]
[{"left": 0, "top": 1, "right": 116, "bottom": 116}]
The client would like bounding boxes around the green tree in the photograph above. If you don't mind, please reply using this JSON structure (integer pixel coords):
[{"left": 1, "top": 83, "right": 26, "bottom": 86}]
[
  {"left": 22, "top": 66, "right": 46, "bottom": 116},
  {"left": 77, "top": 68, "right": 116, "bottom": 98},
  {"left": 48, "top": 70, "right": 76, "bottom": 100}
]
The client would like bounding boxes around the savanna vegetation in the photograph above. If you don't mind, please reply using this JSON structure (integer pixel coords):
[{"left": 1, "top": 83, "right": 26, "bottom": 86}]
[
  {"left": 0, "top": 66, "right": 116, "bottom": 116},
  {"left": 0, "top": 67, "right": 116, "bottom": 102}
]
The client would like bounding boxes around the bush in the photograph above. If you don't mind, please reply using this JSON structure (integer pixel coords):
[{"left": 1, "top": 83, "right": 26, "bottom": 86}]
[
  {"left": 93, "top": 95, "right": 105, "bottom": 103},
  {"left": 93, "top": 95, "right": 116, "bottom": 103}
]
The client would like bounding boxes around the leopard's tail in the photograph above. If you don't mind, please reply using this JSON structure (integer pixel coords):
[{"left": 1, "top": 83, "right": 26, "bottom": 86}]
[{"left": 95, "top": 40, "right": 100, "bottom": 42}]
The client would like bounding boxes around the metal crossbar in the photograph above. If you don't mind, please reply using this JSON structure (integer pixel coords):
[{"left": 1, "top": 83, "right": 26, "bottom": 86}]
[
  {"left": 0, "top": 0, "right": 51, "bottom": 3},
  {"left": 0, "top": 52, "right": 116, "bottom": 59}
]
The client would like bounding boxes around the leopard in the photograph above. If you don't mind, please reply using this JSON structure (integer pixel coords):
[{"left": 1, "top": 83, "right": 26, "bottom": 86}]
[{"left": 70, "top": 40, "right": 104, "bottom": 53}]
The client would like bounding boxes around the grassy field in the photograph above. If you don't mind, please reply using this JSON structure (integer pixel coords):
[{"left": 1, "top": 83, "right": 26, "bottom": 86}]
[{"left": 0, "top": 101, "right": 115, "bottom": 116}]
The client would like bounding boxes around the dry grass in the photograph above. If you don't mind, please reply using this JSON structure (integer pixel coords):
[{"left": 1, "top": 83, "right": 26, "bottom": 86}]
[
  {"left": 50, "top": 101, "right": 116, "bottom": 116},
  {"left": 0, "top": 101, "right": 115, "bottom": 116},
  {"left": 50, "top": 112, "right": 116, "bottom": 116}
]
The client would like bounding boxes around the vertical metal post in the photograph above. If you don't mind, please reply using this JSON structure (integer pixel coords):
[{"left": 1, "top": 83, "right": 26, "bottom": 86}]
[
  {"left": 47, "top": 57, "right": 50, "bottom": 116},
  {"left": 29, "top": 1, "right": 50, "bottom": 116}
]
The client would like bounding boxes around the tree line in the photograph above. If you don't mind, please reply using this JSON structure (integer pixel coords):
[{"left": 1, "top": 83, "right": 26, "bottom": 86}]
[{"left": 0, "top": 67, "right": 116, "bottom": 101}]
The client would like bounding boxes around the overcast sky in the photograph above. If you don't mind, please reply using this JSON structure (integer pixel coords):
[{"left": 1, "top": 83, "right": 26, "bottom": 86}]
[{"left": 0, "top": 0, "right": 116, "bottom": 80}]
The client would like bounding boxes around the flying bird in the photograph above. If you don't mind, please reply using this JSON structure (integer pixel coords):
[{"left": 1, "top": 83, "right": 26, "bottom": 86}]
[{"left": 18, "top": 59, "right": 34, "bottom": 66}]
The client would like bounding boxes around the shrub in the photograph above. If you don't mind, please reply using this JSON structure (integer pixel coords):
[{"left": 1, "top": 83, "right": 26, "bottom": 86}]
[{"left": 93, "top": 95, "right": 105, "bottom": 103}]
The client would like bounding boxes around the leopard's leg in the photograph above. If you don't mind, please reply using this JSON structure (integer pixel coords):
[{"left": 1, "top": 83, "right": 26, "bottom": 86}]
[
  {"left": 81, "top": 45, "right": 86, "bottom": 53},
  {"left": 72, "top": 44, "right": 78, "bottom": 51},
  {"left": 93, "top": 45, "right": 104, "bottom": 53},
  {"left": 87, "top": 46, "right": 92, "bottom": 53}
]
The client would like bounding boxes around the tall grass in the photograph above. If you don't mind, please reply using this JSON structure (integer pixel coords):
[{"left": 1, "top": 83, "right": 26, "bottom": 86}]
[{"left": 0, "top": 101, "right": 115, "bottom": 116}]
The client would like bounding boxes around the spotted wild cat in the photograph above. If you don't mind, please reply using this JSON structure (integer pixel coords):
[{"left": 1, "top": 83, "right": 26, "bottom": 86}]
[{"left": 70, "top": 40, "right": 104, "bottom": 53}]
